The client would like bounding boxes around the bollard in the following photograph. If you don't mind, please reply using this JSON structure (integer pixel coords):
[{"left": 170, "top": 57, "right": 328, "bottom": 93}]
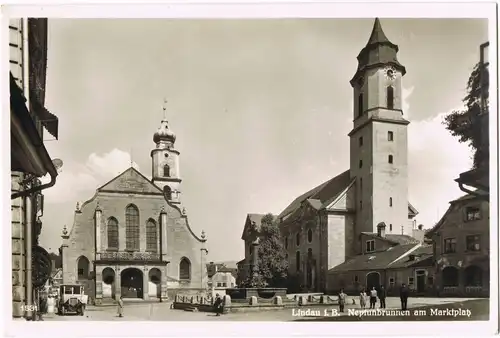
[
  {"left": 249, "top": 296, "right": 258, "bottom": 306},
  {"left": 273, "top": 296, "right": 283, "bottom": 305},
  {"left": 298, "top": 296, "right": 307, "bottom": 306}
]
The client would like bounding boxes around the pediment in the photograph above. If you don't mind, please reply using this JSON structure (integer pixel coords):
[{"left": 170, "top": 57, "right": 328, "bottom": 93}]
[{"left": 97, "top": 167, "right": 163, "bottom": 195}]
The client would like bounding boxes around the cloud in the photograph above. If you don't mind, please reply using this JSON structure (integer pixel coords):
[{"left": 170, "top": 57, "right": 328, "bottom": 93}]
[
  {"left": 402, "top": 86, "right": 415, "bottom": 118},
  {"left": 408, "top": 112, "right": 473, "bottom": 228},
  {"left": 41, "top": 148, "right": 140, "bottom": 204}
]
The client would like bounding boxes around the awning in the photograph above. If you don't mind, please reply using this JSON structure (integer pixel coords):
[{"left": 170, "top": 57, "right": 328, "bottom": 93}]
[{"left": 10, "top": 72, "right": 58, "bottom": 178}]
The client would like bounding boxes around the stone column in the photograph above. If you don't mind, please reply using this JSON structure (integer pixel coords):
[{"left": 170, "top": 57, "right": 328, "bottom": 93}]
[
  {"left": 95, "top": 205, "right": 102, "bottom": 260},
  {"left": 95, "top": 268, "right": 103, "bottom": 305},
  {"left": 160, "top": 207, "right": 168, "bottom": 262},
  {"left": 61, "top": 226, "right": 70, "bottom": 283},
  {"left": 143, "top": 267, "right": 149, "bottom": 300},
  {"left": 160, "top": 264, "right": 169, "bottom": 302},
  {"left": 251, "top": 238, "right": 260, "bottom": 279},
  {"left": 115, "top": 266, "right": 121, "bottom": 299}
]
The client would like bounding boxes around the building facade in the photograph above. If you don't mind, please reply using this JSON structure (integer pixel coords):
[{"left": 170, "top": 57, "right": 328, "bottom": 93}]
[
  {"left": 277, "top": 18, "right": 420, "bottom": 294},
  {"left": 61, "top": 116, "right": 208, "bottom": 303},
  {"left": 10, "top": 18, "right": 60, "bottom": 319},
  {"left": 426, "top": 193, "right": 489, "bottom": 297}
]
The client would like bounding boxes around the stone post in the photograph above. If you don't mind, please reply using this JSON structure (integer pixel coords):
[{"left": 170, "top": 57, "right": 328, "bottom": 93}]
[
  {"left": 160, "top": 264, "right": 168, "bottom": 302},
  {"left": 143, "top": 266, "right": 149, "bottom": 300},
  {"left": 61, "top": 226, "right": 70, "bottom": 284},
  {"left": 251, "top": 238, "right": 260, "bottom": 279},
  {"left": 160, "top": 207, "right": 168, "bottom": 262},
  {"left": 95, "top": 204, "right": 102, "bottom": 260},
  {"left": 115, "top": 266, "right": 121, "bottom": 300},
  {"left": 95, "top": 268, "right": 103, "bottom": 305}
]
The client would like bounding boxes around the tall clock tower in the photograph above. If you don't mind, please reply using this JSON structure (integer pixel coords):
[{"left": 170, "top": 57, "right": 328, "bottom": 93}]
[{"left": 348, "top": 18, "right": 411, "bottom": 236}]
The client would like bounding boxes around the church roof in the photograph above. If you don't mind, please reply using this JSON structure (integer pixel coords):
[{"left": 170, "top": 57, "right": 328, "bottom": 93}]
[
  {"left": 97, "top": 167, "right": 163, "bottom": 195},
  {"left": 278, "top": 169, "right": 418, "bottom": 220},
  {"left": 278, "top": 170, "right": 351, "bottom": 219}
]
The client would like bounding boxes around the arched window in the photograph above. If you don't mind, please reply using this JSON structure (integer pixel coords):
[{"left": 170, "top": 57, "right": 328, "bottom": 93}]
[
  {"left": 307, "top": 229, "right": 313, "bottom": 243},
  {"left": 389, "top": 197, "right": 393, "bottom": 207},
  {"left": 77, "top": 256, "right": 90, "bottom": 280},
  {"left": 107, "top": 217, "right": 119, "bottom": 250},
  {"left": 358, "top": 93, "right": 364, "bottom": 117},
  {"left": 388, "top": 155, "right": 393, "bottom": 164},
  {"left": 163, "top": 164, "right": 170, "bottom": 177},
  {"left": 296, "top": 251, "right": 301, "bottom": 272},
  {"left": 387, "top": 86, "right": 394, "bottom": 109},
  {"left": 296, "top": 232, "right": 300, "bottom": 246},
  {"left": 179, "top": 257, "right": 191, "bottom": 280},
  {"left": 164, "top": 186, "right": 172, "bottom": 200},
  {"left": 146, "top": 218, "right": 158, "bottom": 252},
  {"left": 389, "top": 224, "right": 393, "bottom": 232},
  {"left": 125, "top": 204, "right": 140, "bottom": 251}
]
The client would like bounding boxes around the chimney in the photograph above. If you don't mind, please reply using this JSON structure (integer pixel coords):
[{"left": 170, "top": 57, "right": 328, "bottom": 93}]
[
  {"left": 412, "top": 224, "right": 425, "bottom": 243},
  {"left": 377, "top": 222, "right": 386, "bottom": 238}
]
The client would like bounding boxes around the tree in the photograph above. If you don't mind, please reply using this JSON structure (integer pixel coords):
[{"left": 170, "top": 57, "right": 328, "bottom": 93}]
[
  {"left": 443, "top": 61, "right": 489, "bottom": 169},
  {"left": 245, "top": 213, "right": 288, "bottom": 288}
]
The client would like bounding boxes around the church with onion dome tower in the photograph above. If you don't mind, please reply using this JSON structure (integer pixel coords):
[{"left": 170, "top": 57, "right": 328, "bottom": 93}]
[{"left": 60, "top": 105, "right": 209, "bottom": 305}]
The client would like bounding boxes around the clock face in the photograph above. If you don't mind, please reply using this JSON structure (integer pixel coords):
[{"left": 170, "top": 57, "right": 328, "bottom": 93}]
[{"left": 384, "top": 67, "right": 397, "bottom": 80}]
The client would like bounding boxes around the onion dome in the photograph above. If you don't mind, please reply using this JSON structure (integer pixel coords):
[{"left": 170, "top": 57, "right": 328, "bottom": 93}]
[{"left": 153, "top": 119, "right": 176, "bottom": 145}]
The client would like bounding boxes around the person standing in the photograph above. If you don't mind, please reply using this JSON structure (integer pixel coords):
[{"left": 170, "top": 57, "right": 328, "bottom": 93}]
[
  {"left": 338, "top": 289, "right": 347, "bottom": 313},
  {"left": 117, "top": 295, "right": 124, "bottom": 318},
  {"left": 400, "top": 283, "right": 409, "bottom": 311},
  {"left": 379, "top": 285, "right": 387, "bottom": 309},
  {"left": 213, "top": 294, "right": 223, "bottom": 316},
  {"left": 369, "top": 287, "right": 378, "bottom": 309},
  {"left": 359, "top": 289, "right": 367, "bottom": 309}
]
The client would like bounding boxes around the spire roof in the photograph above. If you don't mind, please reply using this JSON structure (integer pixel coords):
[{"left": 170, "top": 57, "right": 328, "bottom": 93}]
[{"left": 366, "top": 18, "right": 391, "bottom": 45}]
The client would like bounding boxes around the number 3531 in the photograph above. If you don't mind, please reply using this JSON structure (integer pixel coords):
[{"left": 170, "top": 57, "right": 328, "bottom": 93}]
[{"left": 20, "top": 304, "right": 38, "bottom": 312}]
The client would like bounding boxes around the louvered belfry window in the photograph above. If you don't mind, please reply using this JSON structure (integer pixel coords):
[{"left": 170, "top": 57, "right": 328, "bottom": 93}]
[{"left": 125, "top": 204, "right": 140, "bottom": 251}]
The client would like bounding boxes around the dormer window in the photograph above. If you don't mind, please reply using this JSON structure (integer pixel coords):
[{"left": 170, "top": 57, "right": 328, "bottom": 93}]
[{"left": 366, "top": 240, "right": 375, "bottom": 253}]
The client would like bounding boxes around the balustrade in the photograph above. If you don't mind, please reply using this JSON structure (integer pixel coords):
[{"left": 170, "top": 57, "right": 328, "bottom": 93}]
[{"left": 99, "top": 251, "right": 161, "bottom": 261}]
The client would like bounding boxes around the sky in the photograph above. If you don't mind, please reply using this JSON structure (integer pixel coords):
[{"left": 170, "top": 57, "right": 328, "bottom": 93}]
[{"left": 38, "top": 18, "right": 487, "bottom": 261}]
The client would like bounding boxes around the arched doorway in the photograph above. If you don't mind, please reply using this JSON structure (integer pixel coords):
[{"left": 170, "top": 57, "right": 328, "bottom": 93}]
[
  {"left": 442, "top": 266, "right": 459, "bottom": 287},
  {"left": 148, "top": 268, "right": 162, "bottom": 299},
  {"left": 464, "top": 265, "right": 483, "bottom": 287},
  {"left": 102, "top": 267, "right": 115, "bottom": 299},
  {"left": 77, "top": 256, "right": 90, "bottom": 280},
  {"left": 121, "top": 268, "right": 144, "bottom": 298},
  {"left": 366, "top": 272, "right": 381, "bottom": 291}
]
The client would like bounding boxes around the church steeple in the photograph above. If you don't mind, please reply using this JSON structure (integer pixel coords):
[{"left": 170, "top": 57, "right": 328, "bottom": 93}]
[
  {"left": 350, "top": 18, "right": 406, "bottom": 86},
  {"left": 151, "top": 99, "right": 182, "bottom": 204}
]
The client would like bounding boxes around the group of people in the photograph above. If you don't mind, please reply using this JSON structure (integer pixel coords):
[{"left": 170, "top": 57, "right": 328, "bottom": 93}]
[{"left": 337, "top": 283, "right": 410, "bottom": 312}]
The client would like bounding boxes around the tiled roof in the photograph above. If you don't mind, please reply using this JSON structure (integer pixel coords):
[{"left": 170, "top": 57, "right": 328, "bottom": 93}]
[
  {"left": 361, "top": 232, "right": 420, "bottom": 245},
  {"left": 278, "top": 169, "right": 418, "bottom": 220},
  {"left": 329, "top": 244, "right": 418, "bottom": 273},
  {"left": 278, "top": 170, "right": 351, "bottom": 219},
  {"left": 250, "top": 213, "right": 276, "bottom": 230},
  {"left": 389, "top": 245, "right": 433, "bottom": 269}
]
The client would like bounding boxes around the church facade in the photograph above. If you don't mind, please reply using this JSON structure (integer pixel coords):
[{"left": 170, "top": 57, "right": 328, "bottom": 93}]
[
  {"left": 61, "top": 115, "right": 208, "bottom": 304},
  {"left": 278, "top": 18, "right": 422, "bottom": 293}
]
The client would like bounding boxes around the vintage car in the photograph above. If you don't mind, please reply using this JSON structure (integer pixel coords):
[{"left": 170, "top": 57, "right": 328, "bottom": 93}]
[{"left": 57, "top": 284, "right": 88, "bottom": 316}]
